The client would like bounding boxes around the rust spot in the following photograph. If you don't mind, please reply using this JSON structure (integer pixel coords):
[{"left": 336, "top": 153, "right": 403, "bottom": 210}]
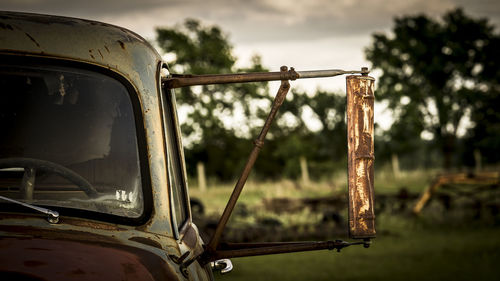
[
  {"left": 63, "top": 218, "right": 126, "bottom": 231},
  {"left": 122, "top": 263, "right": 137, "bottom": 274},
  {"left": 346, "top": 75, "right": 376, "bottom": 239},
  {"left": 0, "top": 271, "right": 42, "bottom": 280},
  {"left": 0, "top": 224, "right": 121, "bottom": 244},
  {"left": 0, "top": 23, "right": 13, "bottom": 30},
  {"left": 118, "top": 40, "right": 125, "bottom": 50},
  {"left": 128, "top": 237, "right": 162, "bottom": 249},
  {"left": 26, "top": 247, "right": 50, "bottom": 251},
  {"left": 24, "top": 33, "right": 40, "bottom": 48},
  {"left": 69, "top": 268, "right": 85, "bottom": 275},
  {"left": 181, "top": 223, "right": 197, "bottom": 249},
  {"left": 24, "top": 260, "right": 45, "bottom": 267}
]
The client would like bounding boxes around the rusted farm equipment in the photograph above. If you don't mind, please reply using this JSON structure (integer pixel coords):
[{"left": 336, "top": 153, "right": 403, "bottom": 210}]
[
  {"left": 412, "top": 172, "right": 500, "bottom": 219},
  {"left": 376, "top": 188, "right": 419, "bottom": 214}
]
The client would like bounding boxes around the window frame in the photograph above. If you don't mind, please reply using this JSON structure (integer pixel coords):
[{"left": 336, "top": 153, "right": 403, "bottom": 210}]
[
  {"left": 0, "top": 54, "right": 154, "bottom": 226},
  {"left": 160, "top": 80, "right": 191, "bottom": 240}
]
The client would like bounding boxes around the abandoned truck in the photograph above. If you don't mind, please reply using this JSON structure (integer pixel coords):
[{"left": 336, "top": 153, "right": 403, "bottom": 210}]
[{"left": 0, "top": 11, "right": 376, "bottom": 281}]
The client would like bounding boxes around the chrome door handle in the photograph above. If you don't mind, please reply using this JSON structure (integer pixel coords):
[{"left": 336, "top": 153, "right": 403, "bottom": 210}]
[{"left": 211, "top": 259, "right": 233, "bottom": 274}]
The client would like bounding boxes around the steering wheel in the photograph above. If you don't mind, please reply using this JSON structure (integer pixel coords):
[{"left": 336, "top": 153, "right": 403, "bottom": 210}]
[{"left": 0, "top": 157, "right": 99, "bottom": 198}]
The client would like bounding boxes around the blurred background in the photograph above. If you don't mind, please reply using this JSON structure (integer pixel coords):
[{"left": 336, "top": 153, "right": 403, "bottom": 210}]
[{"left": 2, "top": 1, "right": 499, "bottom": 280}]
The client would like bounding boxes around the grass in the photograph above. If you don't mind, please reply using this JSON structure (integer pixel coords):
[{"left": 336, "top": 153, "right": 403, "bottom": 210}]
[
  {"left": 188, "top": 169, "right": 500, "bottom": 281},
  {"left": 189, "top": 168, "right": 434, "bottom": 215},
  {"left": 189, "top": 180, "right": 336, "bottom": 215},
  {"left": 215, "top": 225, "right": 500, "bottom": 281}
]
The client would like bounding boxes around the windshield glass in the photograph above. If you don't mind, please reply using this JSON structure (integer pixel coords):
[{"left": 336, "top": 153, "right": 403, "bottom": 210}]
[{"left": 0, "top": 62, "right": 144, "bottom": 218}]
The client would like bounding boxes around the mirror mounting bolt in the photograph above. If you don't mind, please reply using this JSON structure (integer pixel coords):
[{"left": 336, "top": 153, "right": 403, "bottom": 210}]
[
  {"left": 361, "top": 67, "right": 369, "bottom": 76},
  {"left": 363, "top": 239, "right": 371, "bottom": 248}
]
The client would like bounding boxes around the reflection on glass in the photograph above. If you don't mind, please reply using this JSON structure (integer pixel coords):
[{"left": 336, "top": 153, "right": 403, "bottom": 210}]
[
  {"left": 163, "top": 89, "right": 189, "bottom": 231},
  {"left": 0, "top": 63, "right": 143, "bottom": 218}
]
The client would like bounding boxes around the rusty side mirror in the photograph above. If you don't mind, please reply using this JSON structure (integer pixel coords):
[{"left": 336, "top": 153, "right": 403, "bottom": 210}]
[
  {"left": 346, "top": 74, "right": 376, "bottom": 239},
  {"left": 163, "top": 67, "right": 376, "bottom": 266}
]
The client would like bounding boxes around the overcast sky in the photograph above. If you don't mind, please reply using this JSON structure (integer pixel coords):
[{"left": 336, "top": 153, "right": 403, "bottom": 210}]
[
  {"left": 2, "top": 0, "right": 499, "bottom": 130},
  {"left": 2, "top": 0, "right": 498, "bottom": 92}
]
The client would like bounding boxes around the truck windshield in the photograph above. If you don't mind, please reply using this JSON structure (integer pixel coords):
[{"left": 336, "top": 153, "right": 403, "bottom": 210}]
[{"left": 0, "top": 62, "right": 144, "bottom": 219}]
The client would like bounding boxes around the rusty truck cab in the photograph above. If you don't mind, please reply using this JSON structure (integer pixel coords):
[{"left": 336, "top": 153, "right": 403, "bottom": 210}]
[
  {"left": 0, "top": 12, "right": 208, "bottom": 281},
  {"left": 0, "top": 10, "right": 378, "bottom": 281}
]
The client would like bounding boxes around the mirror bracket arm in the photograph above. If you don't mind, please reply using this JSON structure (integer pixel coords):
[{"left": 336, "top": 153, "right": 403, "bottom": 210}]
[{"left": 186, "top": 240, "right": 371, "bottom": 266}]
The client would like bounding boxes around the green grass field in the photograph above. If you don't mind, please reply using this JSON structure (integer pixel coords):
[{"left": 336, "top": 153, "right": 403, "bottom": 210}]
[
  {"left": 189, "top": 169, "right": 500, "bottom": 281},
  {"left": 215, "top": 225, "right": 500, "bottom": 281}
]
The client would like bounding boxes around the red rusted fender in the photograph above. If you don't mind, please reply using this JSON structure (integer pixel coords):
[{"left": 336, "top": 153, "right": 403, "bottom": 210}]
[{"left": 0, "top": 229, "right": 178, "bottom": 281}]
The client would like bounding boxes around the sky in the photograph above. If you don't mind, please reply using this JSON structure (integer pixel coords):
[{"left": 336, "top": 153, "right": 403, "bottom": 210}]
[{"left": 2, "top": 0, "right": 499, "bottom": 129}]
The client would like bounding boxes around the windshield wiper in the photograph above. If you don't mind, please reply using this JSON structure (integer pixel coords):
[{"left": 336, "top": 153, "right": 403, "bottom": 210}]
[{"left": 0, "top": 195, "right": 59, "bottom": 224}]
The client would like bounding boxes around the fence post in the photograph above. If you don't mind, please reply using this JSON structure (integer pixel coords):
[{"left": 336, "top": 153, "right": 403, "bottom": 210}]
[
  {"left": 300, "top": 156, "right": 310, "bottom": 186},
  {"left": 391, "top": 153, "right": 401, "bottom": 179},
  {"left": 197, "top": 162, "right": 207, "bottom": 192},
  {"left": 474, "top": 149, "right": 482, "bottom": 173}
]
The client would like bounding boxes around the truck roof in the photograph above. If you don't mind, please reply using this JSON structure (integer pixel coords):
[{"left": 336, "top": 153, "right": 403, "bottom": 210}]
[
  {"left": 0, "top": 11, "right": 163, "bottom": 89},
  {"left": 0, "top": 12, "right": 177, "bottom": 234}
]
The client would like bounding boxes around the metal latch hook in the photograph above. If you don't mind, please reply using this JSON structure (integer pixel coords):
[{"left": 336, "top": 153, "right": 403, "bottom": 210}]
[{"left": 211, "top": 259, "right": 233, "bottom": 274}]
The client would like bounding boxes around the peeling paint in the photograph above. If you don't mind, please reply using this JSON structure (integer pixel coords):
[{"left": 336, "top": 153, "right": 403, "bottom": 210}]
[
  {"left": 362, "top": 100, "right": 372, "bottom": 133},
  {"left": 0, "top": 22, "right": 13, "bottom": 30},
  {"left": 346, "top": 75, "right": 376, "bottom": 239},
  {"left": 118, "top": 40, "right": 126, "bottom": 50},
  {"left": 355, "top": 161, "right": 369, "bottom": 214},
  {"left": 24, "top": 32, "right": 40, "bottom": 48}
]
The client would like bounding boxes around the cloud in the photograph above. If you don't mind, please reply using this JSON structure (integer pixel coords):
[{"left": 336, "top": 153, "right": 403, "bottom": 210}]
[
  {"left": 2, "top": 0, "right": 498, "bottom": 88},
  {"left": 0, "top": 0, "right": 170, "bottom": 17},
  {"left": 2, "top": 0, "right": 498, "bottom": 44}
]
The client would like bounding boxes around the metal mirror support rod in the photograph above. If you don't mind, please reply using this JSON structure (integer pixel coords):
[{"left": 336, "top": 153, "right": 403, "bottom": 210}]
[
  {"left": 163, "top": 68, "right": 368, "bottom": 88},
  {"left": 180, "top": 67, "right": 293, "bottom": 269},
  {"left": 204, "top": 66, "right": 292, "bottom": 257},
  {"left": 210, "top": 240, "right": 368, "bottom": 260}
]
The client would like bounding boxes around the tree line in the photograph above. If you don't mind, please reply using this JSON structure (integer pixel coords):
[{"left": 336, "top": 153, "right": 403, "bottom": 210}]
[{"left": 156, "top": 8, "right": 500, "bottom": 182}]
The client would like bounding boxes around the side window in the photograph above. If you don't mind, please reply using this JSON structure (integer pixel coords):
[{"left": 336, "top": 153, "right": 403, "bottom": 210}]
[{"left": 162, "top": 87, "right": 189, "bottom": 234}]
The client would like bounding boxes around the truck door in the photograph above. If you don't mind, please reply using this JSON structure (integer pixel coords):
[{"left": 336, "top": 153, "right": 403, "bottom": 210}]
[{"left": 160, "top": 79, "right": 212, "bottom": 280}]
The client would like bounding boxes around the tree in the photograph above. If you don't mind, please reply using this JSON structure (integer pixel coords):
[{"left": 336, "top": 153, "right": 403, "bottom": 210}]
[
  {"left": 156, "top": 19, "right": 352, "bottom": 181},
  {"left": 258, "top": 89, "right": 348, "bottom": 179},
  {"left": 366, "top": 8, "right": 500, "bottom": 169},
  {"left": 156, "top": 19, "right": 276, "bottom": 180},
  {"left": 464, "top": 33, "right": 500, "bottom": 165}
]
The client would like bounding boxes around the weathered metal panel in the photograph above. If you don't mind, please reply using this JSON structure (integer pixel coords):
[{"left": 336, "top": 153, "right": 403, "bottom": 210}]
[
  {"left": 0, "top": 237, "right": 176, "bottom": 281},
  {"left": 346, "top": 75, "right": 376, "bottom": 239},
  {"left": 0, "top": 223, "right": 180, "bottom": 281},
  {"left": 0, "top": 11, "right": 175, "bottom": 236},
  {"left": 0, "top": 12, "right": 189, "bottom": 279}
]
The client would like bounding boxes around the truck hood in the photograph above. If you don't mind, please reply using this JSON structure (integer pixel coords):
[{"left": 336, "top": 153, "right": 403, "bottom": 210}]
[{"left": 0, "top": 225, "right": 179, "bottom": 281}]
